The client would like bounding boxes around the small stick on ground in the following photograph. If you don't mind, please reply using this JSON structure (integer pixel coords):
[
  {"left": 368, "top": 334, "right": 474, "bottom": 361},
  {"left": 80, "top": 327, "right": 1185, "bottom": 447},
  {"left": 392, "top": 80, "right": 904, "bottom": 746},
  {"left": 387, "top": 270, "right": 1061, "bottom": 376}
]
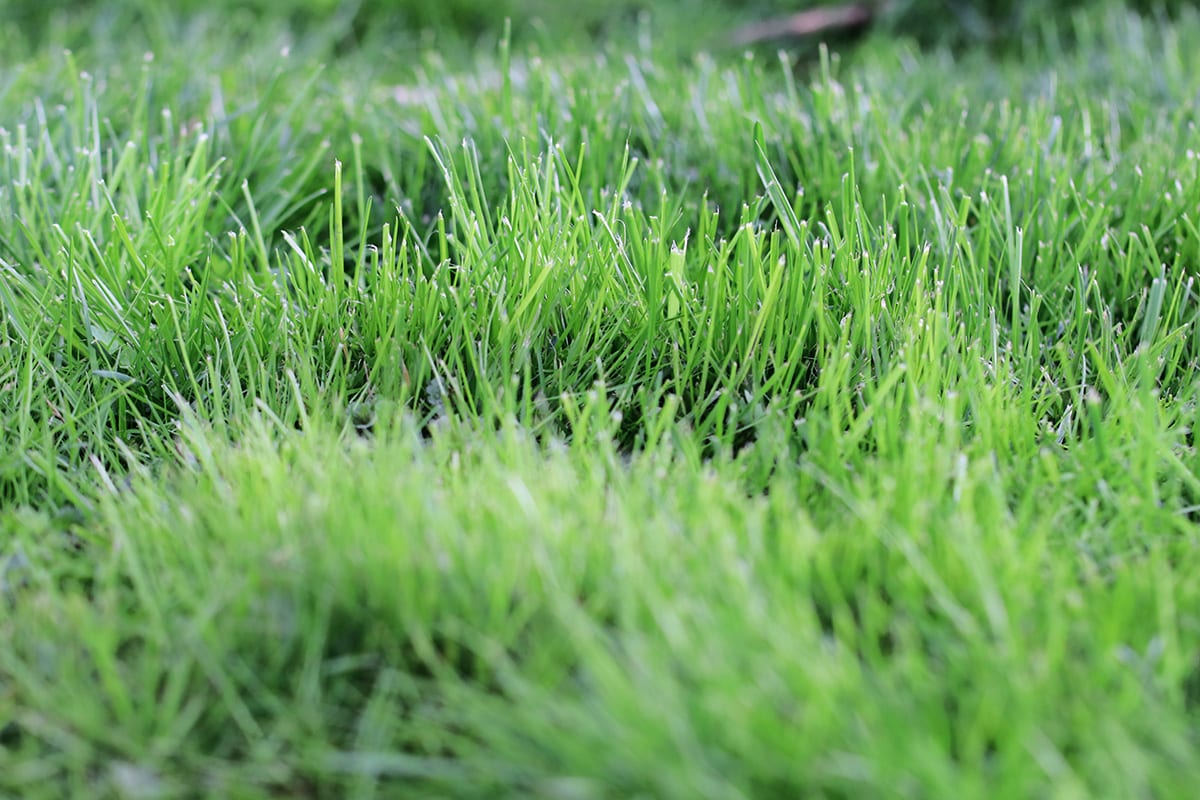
[{"left": 731, "top": 2, "right": 878, "bottom": 47}]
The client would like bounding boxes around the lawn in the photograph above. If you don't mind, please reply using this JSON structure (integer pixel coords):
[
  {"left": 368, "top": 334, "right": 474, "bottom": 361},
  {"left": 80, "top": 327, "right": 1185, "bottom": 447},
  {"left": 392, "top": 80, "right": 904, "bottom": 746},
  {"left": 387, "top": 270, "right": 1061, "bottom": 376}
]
[{"left": 2, "top": 1, "right": 1200, "bottom": 797}]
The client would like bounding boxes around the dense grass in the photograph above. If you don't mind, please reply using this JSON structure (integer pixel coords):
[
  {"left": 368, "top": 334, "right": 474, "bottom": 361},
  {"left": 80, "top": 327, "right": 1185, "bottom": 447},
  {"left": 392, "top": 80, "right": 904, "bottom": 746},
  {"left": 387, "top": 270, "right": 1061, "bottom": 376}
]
[{"left": 3, "top": 1, "right": 1200, "bottom": 797}]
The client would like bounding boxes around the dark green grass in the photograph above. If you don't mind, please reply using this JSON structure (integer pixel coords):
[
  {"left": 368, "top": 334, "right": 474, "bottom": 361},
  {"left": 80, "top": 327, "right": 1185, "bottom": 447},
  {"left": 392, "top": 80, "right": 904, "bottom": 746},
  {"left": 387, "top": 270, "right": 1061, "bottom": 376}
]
[{"left": 2, "top": 1, "right": 1200, "bottom": 797}]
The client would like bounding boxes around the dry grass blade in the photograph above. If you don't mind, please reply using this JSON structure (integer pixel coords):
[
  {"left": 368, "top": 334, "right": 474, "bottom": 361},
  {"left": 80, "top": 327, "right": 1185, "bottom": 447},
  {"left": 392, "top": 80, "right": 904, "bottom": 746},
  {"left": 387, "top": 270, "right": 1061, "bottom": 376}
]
[{"left": 731, "top": 2, "right": 877, "bottom": 46}]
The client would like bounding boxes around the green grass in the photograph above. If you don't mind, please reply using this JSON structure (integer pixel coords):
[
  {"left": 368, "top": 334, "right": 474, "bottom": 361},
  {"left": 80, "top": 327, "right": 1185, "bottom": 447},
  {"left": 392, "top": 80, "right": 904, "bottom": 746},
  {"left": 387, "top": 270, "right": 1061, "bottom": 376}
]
[{"left": 3, "top": 1, "right": 1200, "bottom": 797}]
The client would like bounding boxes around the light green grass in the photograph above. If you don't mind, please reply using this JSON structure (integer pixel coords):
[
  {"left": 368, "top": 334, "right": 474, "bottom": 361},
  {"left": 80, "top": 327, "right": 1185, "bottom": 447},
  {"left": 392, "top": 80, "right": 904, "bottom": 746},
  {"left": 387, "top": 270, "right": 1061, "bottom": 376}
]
[{"left": 2, "top": 2, "right": 1200, "bottom": 797}]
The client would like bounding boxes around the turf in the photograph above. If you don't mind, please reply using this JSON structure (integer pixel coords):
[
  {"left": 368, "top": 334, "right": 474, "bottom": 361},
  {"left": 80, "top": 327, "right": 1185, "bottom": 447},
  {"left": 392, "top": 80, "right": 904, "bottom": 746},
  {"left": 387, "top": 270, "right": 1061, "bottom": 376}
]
[{"left": 2, "top": 1, "right": 1200, "bottom": 797}]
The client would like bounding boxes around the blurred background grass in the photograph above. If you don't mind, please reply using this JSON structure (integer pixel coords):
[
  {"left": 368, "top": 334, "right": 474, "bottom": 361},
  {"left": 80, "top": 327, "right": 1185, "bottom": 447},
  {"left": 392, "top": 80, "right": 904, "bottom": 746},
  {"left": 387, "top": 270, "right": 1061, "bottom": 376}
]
[
  {"left": 4, "top": 0, "right": 1191, "bottom": 60},
  {"left": 2, "top": 0, "right": 766, "bottom": 59}
]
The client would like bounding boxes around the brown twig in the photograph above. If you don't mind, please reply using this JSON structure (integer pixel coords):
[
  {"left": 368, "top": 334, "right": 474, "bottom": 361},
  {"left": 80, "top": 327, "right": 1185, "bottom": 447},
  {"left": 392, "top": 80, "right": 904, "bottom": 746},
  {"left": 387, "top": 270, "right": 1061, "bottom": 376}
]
[{"left": 731, "top": 2, "right": 878, "bottom": 47}]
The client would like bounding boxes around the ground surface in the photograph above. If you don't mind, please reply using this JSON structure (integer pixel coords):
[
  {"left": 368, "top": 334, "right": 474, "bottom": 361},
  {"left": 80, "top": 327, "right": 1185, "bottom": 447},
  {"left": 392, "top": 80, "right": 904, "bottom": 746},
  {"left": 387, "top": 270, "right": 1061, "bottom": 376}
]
[{"left": 2, "top": 2, "right": 1200, "bottom": 797}]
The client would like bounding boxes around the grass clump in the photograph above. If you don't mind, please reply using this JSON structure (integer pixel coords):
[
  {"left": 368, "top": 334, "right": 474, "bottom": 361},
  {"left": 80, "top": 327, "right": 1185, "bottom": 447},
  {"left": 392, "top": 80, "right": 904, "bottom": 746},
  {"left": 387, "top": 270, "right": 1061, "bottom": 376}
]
[{"left": 2, "top": 1, "right": 1200, "bottom": 797}]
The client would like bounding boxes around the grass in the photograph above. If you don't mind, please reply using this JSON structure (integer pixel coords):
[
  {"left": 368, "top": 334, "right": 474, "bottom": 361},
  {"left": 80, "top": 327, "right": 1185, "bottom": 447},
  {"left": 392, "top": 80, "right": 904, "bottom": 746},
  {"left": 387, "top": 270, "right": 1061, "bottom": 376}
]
[{"left": 2, "top": 1, "right": 1200, "bottom": 797}]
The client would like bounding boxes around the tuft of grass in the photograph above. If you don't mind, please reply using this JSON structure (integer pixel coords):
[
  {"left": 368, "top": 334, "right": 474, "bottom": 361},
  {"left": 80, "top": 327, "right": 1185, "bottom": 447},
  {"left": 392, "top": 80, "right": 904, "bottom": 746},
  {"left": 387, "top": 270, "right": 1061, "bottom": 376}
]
[{"left": 2, "top": 1, "right": 1200, "bottom": 797}]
